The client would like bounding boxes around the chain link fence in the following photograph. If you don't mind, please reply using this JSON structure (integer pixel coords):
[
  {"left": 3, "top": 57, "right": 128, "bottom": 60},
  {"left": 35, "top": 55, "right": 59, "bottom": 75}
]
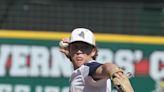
[{"left": 0, "top": 0, "right": 163, "bottom": 35}]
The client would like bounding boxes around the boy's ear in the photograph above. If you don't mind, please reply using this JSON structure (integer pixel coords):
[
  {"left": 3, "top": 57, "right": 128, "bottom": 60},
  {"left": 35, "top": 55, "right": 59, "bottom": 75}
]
[{"left": 91, "top": 48, "right": 96, "bottom": 57}]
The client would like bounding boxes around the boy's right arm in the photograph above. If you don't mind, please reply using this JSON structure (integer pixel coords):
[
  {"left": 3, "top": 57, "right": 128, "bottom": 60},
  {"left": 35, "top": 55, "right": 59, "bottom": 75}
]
[{"left": 59, "top": 38, "right": 70, "bottom": 58}]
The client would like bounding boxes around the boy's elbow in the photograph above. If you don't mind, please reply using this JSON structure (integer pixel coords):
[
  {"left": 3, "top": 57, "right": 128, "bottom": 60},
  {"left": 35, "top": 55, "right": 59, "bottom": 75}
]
[{"left": 102, "top": 63, "right": 119, "bottom": 75}]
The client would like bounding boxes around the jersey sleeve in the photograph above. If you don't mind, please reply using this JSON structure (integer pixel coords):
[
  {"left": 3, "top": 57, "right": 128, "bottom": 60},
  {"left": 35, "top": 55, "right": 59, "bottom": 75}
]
[{"left": 85, "top": 62, "right": 102, "bottom": 77}]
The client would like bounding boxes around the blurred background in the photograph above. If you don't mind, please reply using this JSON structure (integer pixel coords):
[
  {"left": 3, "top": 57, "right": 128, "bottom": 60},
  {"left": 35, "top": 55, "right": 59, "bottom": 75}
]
[{"left": 0, "top": 0, "right": 164, "bottom": 92}]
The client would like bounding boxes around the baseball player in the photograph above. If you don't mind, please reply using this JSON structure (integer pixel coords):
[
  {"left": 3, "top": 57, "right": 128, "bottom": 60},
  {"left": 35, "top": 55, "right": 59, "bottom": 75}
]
[{"left": 59, "top": 28, "right": 134, "bottom": 92}]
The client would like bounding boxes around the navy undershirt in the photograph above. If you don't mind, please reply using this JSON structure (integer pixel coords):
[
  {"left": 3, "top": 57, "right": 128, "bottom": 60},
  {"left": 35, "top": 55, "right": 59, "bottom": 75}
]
[{"left": 84, "top": 62, "right": 102, "bottom": 77}]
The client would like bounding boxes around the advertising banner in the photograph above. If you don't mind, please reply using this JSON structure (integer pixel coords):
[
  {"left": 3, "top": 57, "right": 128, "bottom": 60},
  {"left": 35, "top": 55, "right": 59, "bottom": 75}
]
[{"left": 0, "top": 30, "right": 164, "bottom": 92}]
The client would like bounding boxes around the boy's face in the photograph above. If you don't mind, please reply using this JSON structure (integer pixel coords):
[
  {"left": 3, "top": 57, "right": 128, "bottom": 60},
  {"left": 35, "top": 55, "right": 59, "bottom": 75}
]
[{"left": 69, "top": 42, "right": 96, "bottom": 69}]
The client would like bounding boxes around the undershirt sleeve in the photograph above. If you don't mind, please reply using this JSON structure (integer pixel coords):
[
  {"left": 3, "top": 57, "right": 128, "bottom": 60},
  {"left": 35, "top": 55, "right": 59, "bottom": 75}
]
[{"left": 85, "top": 62, "right": 102, "bottom": 77}]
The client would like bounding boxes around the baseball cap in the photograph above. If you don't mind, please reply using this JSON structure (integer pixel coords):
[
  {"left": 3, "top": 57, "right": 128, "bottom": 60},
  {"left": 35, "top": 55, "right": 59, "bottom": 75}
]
[{"left": 70, "top": 28, "right": 96, "bottom": 46}]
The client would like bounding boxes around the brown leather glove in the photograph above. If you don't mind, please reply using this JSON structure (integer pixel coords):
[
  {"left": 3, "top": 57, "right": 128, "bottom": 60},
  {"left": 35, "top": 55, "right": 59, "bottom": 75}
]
[{"left": 109, "top": 67, "right": 134, "bottom": 92}]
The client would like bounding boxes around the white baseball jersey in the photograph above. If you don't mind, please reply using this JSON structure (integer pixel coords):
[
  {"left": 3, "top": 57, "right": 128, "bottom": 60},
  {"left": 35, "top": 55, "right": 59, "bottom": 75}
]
[{"left": 69, "top": 60, "right": 112, "bottom": 92}]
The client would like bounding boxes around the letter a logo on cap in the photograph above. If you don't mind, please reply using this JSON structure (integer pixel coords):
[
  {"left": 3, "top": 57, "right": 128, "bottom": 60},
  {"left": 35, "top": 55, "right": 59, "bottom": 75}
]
[
  {"left": 78, "top": 31, "right": 85, "bottom": 39},
  {"left": 70, "top": 28, "right": 96, "bottom": 46}
]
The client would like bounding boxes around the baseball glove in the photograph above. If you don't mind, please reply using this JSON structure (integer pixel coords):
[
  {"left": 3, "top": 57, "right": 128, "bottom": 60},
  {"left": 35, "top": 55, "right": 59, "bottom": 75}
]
[{"left": 109, "top": 67, "right": 134, "bottom": 92}]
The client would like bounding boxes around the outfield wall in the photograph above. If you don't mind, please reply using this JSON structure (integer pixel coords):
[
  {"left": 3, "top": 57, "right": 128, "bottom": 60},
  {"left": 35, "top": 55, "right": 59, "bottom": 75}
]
[{"left": 0, "top": 30, "right": 164, "bottom": 92}]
